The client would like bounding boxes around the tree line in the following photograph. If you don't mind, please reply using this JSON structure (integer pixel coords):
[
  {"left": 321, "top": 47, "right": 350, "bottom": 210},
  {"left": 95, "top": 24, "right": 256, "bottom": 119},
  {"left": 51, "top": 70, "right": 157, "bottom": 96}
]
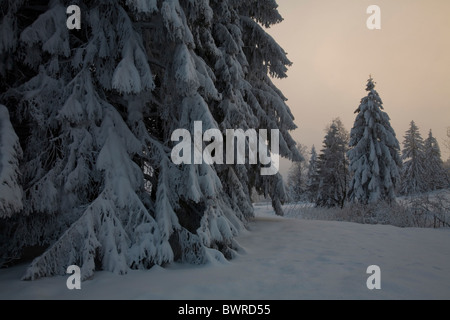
[{"left": 288, "top": 77, "right": 450, "bottom": 207}]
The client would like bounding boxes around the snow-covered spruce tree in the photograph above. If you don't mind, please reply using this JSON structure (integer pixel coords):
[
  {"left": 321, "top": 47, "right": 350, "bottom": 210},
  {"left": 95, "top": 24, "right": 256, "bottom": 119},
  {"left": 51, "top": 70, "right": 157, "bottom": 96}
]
[
  {"left": 424, "top": 130, "right": 449, "bottom": 191},
  {"left": 305, "top": 145, "right": 319, "bottom": 203},
  {"left": 399, "top": 121, "right": 427, "bottom": 195},
  {"left": 347, "top": 77, "right": 402, "bottom": 205},
  {"left": 286, "top": 143, "right": 308, "bottom": 202},
  {"left": 0, "top": 105, "right": 23, "bottom": 218},
  {"left": 1, "top": 0, "right": 176, "bottom": 279},
  {"left": 316, "top": 118, "right": 349, "bottom": 208},
  {"left": 0, "top": 1, "right": 299, "bottom": 278}
]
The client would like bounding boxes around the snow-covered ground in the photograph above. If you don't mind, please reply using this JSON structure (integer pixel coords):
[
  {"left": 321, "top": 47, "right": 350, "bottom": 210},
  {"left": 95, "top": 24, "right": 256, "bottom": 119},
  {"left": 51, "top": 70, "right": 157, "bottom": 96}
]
[{"left": 1, "top": 204, "right": 449, "bottom": 300}]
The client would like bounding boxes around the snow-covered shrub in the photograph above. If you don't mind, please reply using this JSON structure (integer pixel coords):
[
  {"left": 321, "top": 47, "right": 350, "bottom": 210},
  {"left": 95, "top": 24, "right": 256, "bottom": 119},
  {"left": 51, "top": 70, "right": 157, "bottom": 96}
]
[{"left": 285, "top": 190, "right": 450, "bottom": 229}]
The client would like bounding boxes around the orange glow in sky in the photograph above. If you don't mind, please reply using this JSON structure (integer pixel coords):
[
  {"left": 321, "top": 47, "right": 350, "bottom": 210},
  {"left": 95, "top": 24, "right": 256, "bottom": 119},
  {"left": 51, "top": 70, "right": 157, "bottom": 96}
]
[{"left": 268, "top": 0, "right": 450, "bottom": 174}]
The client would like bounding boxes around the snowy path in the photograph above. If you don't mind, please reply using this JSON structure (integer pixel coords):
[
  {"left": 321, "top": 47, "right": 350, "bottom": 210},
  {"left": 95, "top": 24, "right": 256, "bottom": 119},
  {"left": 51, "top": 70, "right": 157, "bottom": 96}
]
[{"left": 1, "top": 206, "right": 450, "bottom": 300}]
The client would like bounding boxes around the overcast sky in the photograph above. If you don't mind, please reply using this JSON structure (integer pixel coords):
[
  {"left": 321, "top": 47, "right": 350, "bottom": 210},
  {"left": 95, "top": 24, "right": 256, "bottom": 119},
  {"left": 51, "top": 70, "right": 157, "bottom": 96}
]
[{"left": 267, "top": 0, "right": 450, "bottom": 176}]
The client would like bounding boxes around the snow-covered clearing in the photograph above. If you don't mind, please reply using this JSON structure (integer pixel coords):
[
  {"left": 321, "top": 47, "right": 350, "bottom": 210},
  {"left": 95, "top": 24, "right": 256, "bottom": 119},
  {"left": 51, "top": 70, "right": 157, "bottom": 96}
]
[{"left": 1, "top": 204, "right": 449, "bottom": 300}]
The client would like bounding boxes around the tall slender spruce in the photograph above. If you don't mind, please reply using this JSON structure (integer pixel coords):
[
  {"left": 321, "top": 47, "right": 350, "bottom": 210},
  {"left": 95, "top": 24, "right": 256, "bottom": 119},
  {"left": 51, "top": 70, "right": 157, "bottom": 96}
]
[
  {"left": 305, "top": 145, "right": 319, "bottom": 203},
  {"left": 399, "top": 121, "right": 427, "bottom": 195},
  {"left": 423, "top": 130, "right": 449, "bottom": 191},
  {"left": 316, "top": 118, "right": 349, "bottom": 208}
]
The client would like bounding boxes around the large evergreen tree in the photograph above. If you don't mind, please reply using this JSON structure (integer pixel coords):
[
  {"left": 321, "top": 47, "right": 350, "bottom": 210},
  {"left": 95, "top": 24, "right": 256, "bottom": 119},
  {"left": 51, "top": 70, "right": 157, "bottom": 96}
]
[
  {"left": 347, "top": 77, "right": 401, "bottom": 204},
  {"left": 0, "top": 0, "right": 300, "bottom": 279},
  {"left": 316, "top": 118, "right": 349, "bottom": 208},
  {"left": 399, "top": 121, "right": 427, "bottom": 195},
  {"left": 423, "top": 130, "right": 449, "bottom": 191}
]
